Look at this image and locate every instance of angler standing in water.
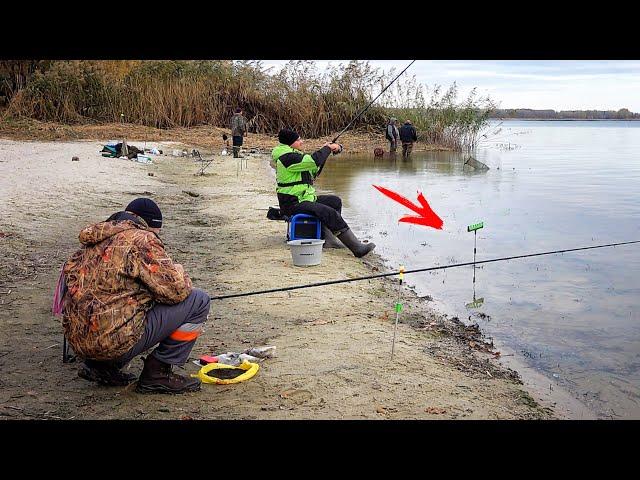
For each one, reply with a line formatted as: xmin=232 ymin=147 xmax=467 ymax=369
xmin=399 ymin=119 xmax=418 ymax=158
xmin=386 ymin=117 xmax=400 ymax=154
xmin=272 ymin=129 xmax=376 ymax=258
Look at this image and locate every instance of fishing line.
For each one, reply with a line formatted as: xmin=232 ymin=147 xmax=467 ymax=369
xmin=209 ymin=239 xmax=640 ymax=300
xmin=331 ymin=60 xmax=416 ymax=145
xmin=315 ymin=60 xmax=416 ymax=177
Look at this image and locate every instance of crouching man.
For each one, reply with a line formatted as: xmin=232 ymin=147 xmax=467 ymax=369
xmin=62 ymin=198 xmax=210 ymax=393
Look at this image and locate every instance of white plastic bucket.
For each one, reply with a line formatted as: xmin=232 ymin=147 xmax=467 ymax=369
xmin=287 ymin=239 xmax=325 ymax=266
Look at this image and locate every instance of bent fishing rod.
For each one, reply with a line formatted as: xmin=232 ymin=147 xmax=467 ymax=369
xmin=209 ymin=239 xmax=640 ymax=300
xmin=315 ymin=60 xmax=416 ymax=177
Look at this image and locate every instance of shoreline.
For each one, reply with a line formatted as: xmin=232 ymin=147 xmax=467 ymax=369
xmin=0 ymin=118 xmax=452 ymax=154
xmin=0 ymin=136 xmax=560 ymax=419
xmin=364 ymin=244 xmax=598 ymax=420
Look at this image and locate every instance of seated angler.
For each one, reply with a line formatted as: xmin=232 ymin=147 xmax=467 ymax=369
xmin=61 ymin=198 xmax=210 ymax=393
xmin=272 ymin=128 xmax=376 ymax=258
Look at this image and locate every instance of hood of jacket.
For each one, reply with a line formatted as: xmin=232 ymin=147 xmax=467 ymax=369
xmin=78 ymin=214 xmax=149 ymax=246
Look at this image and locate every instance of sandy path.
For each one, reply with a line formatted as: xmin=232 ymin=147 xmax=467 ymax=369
xmin=0 ymin=139 xmax=554 ymax=420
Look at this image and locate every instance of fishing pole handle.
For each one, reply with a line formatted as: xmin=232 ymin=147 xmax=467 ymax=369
xmin=325 ymin=141 xmax=343 ymax=155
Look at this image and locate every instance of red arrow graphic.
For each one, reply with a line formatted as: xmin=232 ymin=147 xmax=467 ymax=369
xmin=373 ymin=185 xmax=443 ymax=230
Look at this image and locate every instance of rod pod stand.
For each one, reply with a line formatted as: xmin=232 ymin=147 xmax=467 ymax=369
xmin=391 ymin=266 xmax=405 ymax=360
xmin=467 ymin=222 xmax=484 ymax=306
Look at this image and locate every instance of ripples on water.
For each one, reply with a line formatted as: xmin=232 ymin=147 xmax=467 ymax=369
xmin=316 ymin=120 xmax=640 ymax=419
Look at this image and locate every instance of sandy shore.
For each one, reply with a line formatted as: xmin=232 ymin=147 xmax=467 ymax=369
xmin=0 ymin=137 xmax=562 ymax=420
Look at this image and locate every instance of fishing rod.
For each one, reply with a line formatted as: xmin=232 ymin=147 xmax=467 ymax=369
xmin=331 ymin=60 xmax=416 ymax=145
xmin=209 ymin=239 xmax=640 ymax=300
xmin=315 ymin=60 xmax=416 ymax=177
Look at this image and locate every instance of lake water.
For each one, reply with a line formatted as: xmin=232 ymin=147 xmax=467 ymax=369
xmin=316 ymin=120 xmax=640 ymax=419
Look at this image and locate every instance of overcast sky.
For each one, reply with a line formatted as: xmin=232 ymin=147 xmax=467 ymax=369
xmin=260 ymin=60 xmax=640 ymax=112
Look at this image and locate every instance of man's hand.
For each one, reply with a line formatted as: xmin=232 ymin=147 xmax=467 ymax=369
xmin=324 ymin=143 xmax=342 ymax=153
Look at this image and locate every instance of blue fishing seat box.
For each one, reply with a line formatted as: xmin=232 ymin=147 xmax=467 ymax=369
xmin=288 ymin=214 xmax=322 ymax=241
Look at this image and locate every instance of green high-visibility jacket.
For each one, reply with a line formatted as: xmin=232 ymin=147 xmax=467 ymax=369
xmin=272 ymin=144 xmax=332 ymax=207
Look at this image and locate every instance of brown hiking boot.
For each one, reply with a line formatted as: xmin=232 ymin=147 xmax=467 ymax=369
xmin=136 ymin=355 xmax=201 ymax=394
xmin=78 ymin=360 xmax=137 ymax=387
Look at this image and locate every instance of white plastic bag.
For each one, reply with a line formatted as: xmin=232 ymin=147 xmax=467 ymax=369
xmin=243 ymin=346 xmax=276 ymax=359
xmin=216 ymin=353 xmax=242 ymax=366
xmin=215 ymin=352 xmax=264 ymax=366
xmin=239 ymin=353 xmax=261 ymax=363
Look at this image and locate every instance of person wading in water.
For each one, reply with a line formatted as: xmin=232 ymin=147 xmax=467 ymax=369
xmin=386 ymin=117 xmax=400 ymax=154
xmin=399 ymin=119 xmax=418 ymax=158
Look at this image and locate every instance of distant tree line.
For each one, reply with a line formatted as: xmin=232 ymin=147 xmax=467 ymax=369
xmin=491 ymin=108 xmax=640 ymax=120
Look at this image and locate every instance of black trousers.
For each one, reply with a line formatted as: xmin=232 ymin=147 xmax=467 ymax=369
xmin=282 ymin=195 xmax=349 ymax=233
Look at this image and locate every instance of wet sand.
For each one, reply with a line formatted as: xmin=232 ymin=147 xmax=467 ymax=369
xmin=0 ymin=138 xmax=563 ymax=420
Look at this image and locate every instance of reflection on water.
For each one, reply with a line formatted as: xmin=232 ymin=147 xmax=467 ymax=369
xmin=316 ymin=120 xmax=640 ymax=419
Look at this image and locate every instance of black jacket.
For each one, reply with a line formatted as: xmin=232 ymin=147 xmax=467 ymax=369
xmin=399 ymin=123 xmax=417 ymax=143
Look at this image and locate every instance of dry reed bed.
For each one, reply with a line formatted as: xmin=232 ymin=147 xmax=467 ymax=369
xmin=1 ymin=61 xmax=495 ymax=152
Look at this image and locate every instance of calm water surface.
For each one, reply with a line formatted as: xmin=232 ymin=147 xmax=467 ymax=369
xmin=316 ymin=120 xmax=640 ymax=419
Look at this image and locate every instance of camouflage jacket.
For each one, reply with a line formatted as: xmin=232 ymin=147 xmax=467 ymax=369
xmin=230 ymin=113 xmax=247 ymax=137
xmin=62 ymin=214 xmax=192 ymax=360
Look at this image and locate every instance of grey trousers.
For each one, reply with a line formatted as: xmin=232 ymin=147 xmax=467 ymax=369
xmin=112 ymin=288 xmax=211 ymax=368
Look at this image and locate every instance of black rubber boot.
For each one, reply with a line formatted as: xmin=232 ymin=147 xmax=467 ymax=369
xmin=233 ymin=146 xmax=239 ymax=158
xmin=336 ymin=228 xmax=376 ymax=258
xmin=78 ymin=360 xmax=137 ymax=386
xmin=322 ymin=226 xmax=344 ymax=249
xmin=136 ymin=355 xmax=201 ymax=394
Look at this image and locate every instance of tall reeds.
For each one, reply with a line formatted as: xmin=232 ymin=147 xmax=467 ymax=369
xmin=3 ymin=60 xmax=495 ymax=150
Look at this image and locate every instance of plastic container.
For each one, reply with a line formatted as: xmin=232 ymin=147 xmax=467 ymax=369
xmin=289 ymin=213 xmax=321 ymax=240
xmin=287 ymin=239 xmax=325 ymax=266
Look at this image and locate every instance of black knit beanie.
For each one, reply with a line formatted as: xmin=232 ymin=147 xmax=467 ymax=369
xmin=125 ymin=198 xmax=162 ymax=228
xmin=278 ymin=128 xmax=300 ymax=146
